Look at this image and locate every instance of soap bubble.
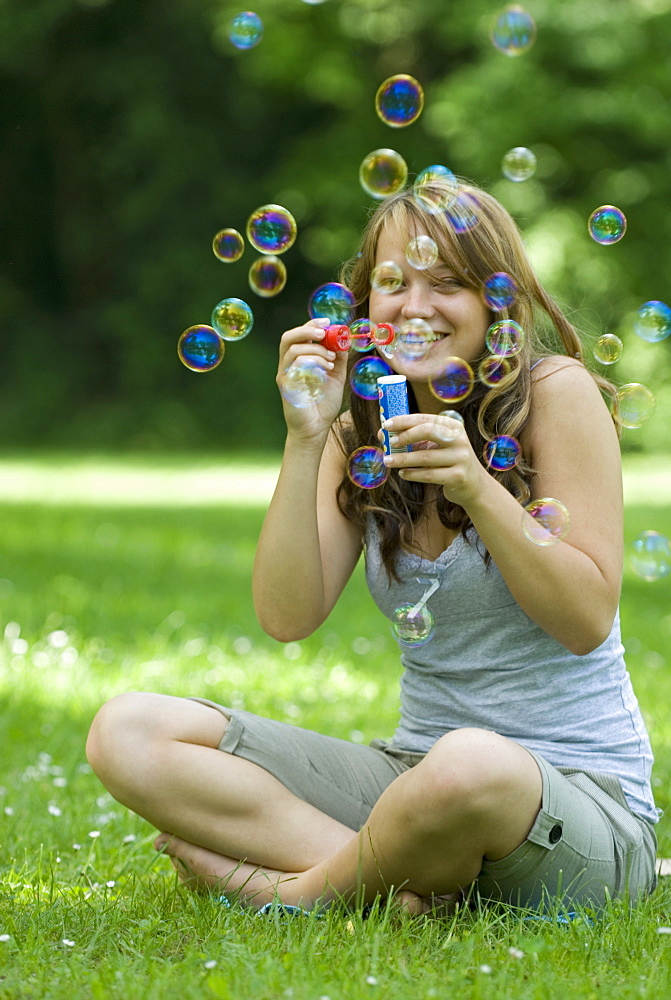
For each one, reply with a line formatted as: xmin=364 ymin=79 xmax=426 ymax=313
xmin=486 ymin=319 xmax=525 ymax=357
xmin=212 ymin=228 xmax=244 ymax=263
xmin=429 ymin=358 xmax=474 ymax=403
xmin=631 ymin=531 xmax=671 ymax=582
xmin=634 ymin=300 xmax=671 ymax=343
xmin=501 ymin=147 xmax=537 ymax=182
xmin=391 ymin=603 xmax=435 ymax=647
xmin=479 ymin=355 xmax=511 ymax=386
xmin=347 ymin=446 xmax=389 ymax=489
xmin=375 ymin=323 xmax=399 ymax=356
xmin=406 ymin=235 xmax=438 ymax=270
xmin=375 ymin=74 xmax=424 ymax=128
xmin=350 ymin=318 xmax=377 ymax=353
xmin=308 ymin=282 xmax=356 ymax=324
xmin=279 ymin=358 xmax=328 ymax=408
xmin=371 ymin=261 xmax=403 ymax=294
xmin=397 ymin=318 xmax=434 ymax=359
xmin=248 ymin=255 xmax=287 ymax=297
xmin=433 ymin=409 xmax=464 ymax=442
xmin=178 ymin=325 xmax=225 ymax=372
xmin=588 ymin=206 xmax=627 ymax=245
xmin=228 ymin=11 xmax=263 ymax=49
xmin=484 ymin=435 xmax=521 ymax=471
xmin=211 ymin=297 xmax=254 ymax=341
xmin=593 ymin=334 xmax=623 ymax=365
xmin=412 ymin=165 xmax=458 ymax=214
xmin=446 ymin=191 xmax=480 ymax=233
xmin=360 ymin=149 xmax=408 ymax=199
xmin=483 ymin=272 xmax=518 ymax=310
xmin=523 ymin=498 xmax=571 ymax=546
xmin=615 ymin=383 xmax=656 ymax=429
xmin=247 ymin=205 xmax=297 ymax=255
xmin=350 ymin=356 xmax=393 ymax=399
xmin=491 ymin=6 xmax=536 ymax=56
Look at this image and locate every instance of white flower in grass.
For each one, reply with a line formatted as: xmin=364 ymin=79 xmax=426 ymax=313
xmin=106 ymin=881 xmax=115 ymax=888
xmin=61 ymin=939 xmax=75 ymax=947
xmin=657 ymin=926 xmax=671 ymax=935
xmin=122 ymin=834 xmax=136 ymax=844
xmin=4 ymin=807 xmax=14 ymax=816
xmin=48 ymin=804 xmax=62 ymax=817
xmin=55 ymin=858 xmax=61 ymax=864
xmin=365 ymin=976 xmax=378 ymax=986
xmin=479 ymin=965 xmax=492 ymax=974
xmin=88 ymin=830 xmax=101 ymax=838
xmin=0 ymin=934 xmax=10 ymax=942
xmin=204 ymin=960 xmax=217 ymax=970
xmin=508 ymin=946 xmax=524 ymax=959
xmin=72 ymin=843 xmax=81 ymax=851
xmin=53 ymin=777 xmax=67 ymax=788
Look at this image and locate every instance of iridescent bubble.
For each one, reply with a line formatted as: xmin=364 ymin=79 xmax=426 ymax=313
xmin=523 ymin=498 xmax=571 ymax=547
xmin=347 ymin=446 xmax=389 ymax=489
xmin=484 ymin=435 xmax=521 ymax=471
xmin=246 ymin=204 xmax=297 ymax=254
xmin=406 ymin=235 xmax=438 ymax=270
xmin=178 ymin=325 xmax=225 ymax=372
xmin=501 ymin=147 xmax=537 ymax=182
xmin=634 ymin=300 xmax=671 ymax=343
xmin=593 ymin=333 xmax=623 ymax=365
xmin=429 ymin=357 xmax=474 ymax=403
xmin=446 ymin=191 xmax=480 ymax=233
xmin=371 ymin=260 xmax=404 ymax=294
xmin=397 ymin=318 xmax=434 ymax=359
xmin=308 ymin=282 xmax=356 ymax=324
xmin=211 ymin=297 xmax=254 ymax=341
xmin=588 ymin=206 xmax=627 ymax=245
xmin=479 ymin=355 xmax=511 ymax=386
xmin=439 ymin=409 xmax=464 ymax=423
xmin=279 ymin=358 xmax=328 ymax=409
xmin=350 ymin=319 xmax=378 ymax=353
xmin=360 ymin=149 xmax=408 ymax=199
xmin=212 ymin=228 xmax=244 ymax=263
xmin=615 ymin=383 xmax=656 ymax=429
xmin=350 ymin=356 xmax=393 ymax=399
xmin=483 ymin=272 xmax=518 ymax=310
xmin=228 ymin=11 xmax=263 ymax=49
xmin=433 ymin=409 xmax=464 ymax=442
xmin=491 ymin=5 xmax=536 ymax=56
xmin=375 ymin=74 xmax=424 ymax=128
xmin=391 ymin=603 xmax=435 ymax=647
xmin=375 ymin=323 xmax=399 ymax=358
xmin=631 ymin=531 xmax=671 ymax=582
xmin=413 ymin=165 xmax=458 ymax=214
xmin=248 ymin=255 xmax=287 ymax=297
xmin=486 ymin=319 xmax=525 ymax=357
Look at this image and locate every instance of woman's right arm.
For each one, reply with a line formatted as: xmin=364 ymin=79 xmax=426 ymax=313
xmin=252 ymin=319 xmax=363 ymax=642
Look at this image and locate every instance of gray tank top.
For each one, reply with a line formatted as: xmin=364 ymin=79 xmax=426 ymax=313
xmin=364 ymin=520 xmax=659 ymax=824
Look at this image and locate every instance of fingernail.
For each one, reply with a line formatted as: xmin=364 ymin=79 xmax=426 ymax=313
xmin=314 ymin=317 xmax=330 ymax=327
xmin=326 ymin=361 xmax=334 ymax=369
xmin=383 ymin=455 xmax=392 ymax=465
xmin=327 ymin=350 xmax=336 ymax=360
xmin=389 ymin=435 xmax=400 ymax=445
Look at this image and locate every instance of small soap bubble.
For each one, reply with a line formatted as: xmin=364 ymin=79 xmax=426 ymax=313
xmin=501 ymin=147 xmax=537 ymax=182
xmin=212 ymin=228 xmax=244 ymax=263
xmin=248 ymin=255 xmax=287 ymax=297
xmin=279 ymin=358 xmax=328 ymax=409
xmin=178 ymin=325 xmax=225 ymax=372
xmin=406 ymin=235 xmax=438 ymax=270
xmin=308 ymin=282 xmax=356 ymax=324
xmin=371 ymin=260 xmax=403 ymax=294
xmin=634 ymin=300 xmax=671 ymax=343
xmin=433 ymin=410 xmax=464 ymax=442
xmin=588 ymin=206 xmax=627 ymax=245
xmin=228 ymin=11 xmax=263 ymax=49
xmin=483 ymin=272 xmax=518 ymax=310
xmin=413 ymin=165 xmax=458 ymax=214
xmin=446 ymin=191 xmax=480 ymax=233
xmin=397 ymin=318 xmax=434 ymax=359
xmin=593 ymin=333 xmax=623 ymax=365
xmin=350 ymin=356 xmax=393 ymax=399
xmin=350 ymin=318 xmax=378 ymax=353
xmin=491 ymin=6 xmax=536 ymax=56
xmin=615 ymin=383 xmax=656 ymax=428
xmin=374 ymin=322 xmax=397 ymax=347
xmin=429 ymin=358 xmax=474 ymax=403
xmin=375 ymin=74 xmax=424 ymax=128
xmin=246 ymin=205 xmax=297 ymax=254
xmin=631 ymin=531 xmax=671 ymax=582
xmin=486 ymin=319 xmax=525 ymax=357
xmin=479 ymin=355 xmax=511 ymax=386
xmin=484 ymin=434 xmax=521 ymax=471
xmin=523 ymin=498 xmax=571 ymax=546
xmin=347 ymin=446 xmax=389 ymax=489
xmin=360 ymin=149 xmax=408 ymax=199
xmin=391 ymin=603 xmax=435 ymax=647
xmin=211 ymin=297 xmax=254 ymax=340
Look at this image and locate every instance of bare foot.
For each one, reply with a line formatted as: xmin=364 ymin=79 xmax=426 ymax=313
xmin=393 ymin=890 xmax=462 ymax=917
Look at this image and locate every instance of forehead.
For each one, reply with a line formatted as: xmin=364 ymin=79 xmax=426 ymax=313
xmin=375 ymin=218 xmax=456 ymax=270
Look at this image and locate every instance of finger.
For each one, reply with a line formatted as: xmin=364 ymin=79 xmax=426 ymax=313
xmin=279 ymin=319 xmax=331 ymax=356
xmin=387 ymin=418 xmax=465 ymax=449
xmin=280 ymin=343 xmax=337 ymax=373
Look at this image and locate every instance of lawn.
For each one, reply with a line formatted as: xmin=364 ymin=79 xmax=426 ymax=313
xmin=0 ymin=452 xmax=670 ymax=1000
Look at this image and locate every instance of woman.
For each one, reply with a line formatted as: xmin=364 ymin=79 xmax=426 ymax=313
xmin=86 ymin=182 xmax=659 ymax=915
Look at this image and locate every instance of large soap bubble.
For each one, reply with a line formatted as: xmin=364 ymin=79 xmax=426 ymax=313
xmin=413 ymin=165 xmax=458 ymax=214
xmin=212 ymin=228 xmax=244 ymax=262
xmin=631 ymin=531 xmax=671 ymax=582
xmin=247 ymin=205 xmax=297 ymax=254
xmin=501 ymin=147 xmax=537 ymax=182
xmin=588 ymin=206 xmax=627 ymax=245
xmin=633 ymin=301 xmax=671 ymax=343
xmin=350 ymin=356 xmax=393 ymax=399
xmin=486 ymin=319 xmax=525 ymax=357
xmin=391 ymin=603 xmax=435 ymax=647
xmin=375 ymin=74 xmax=424 ymax=128
xmin=178 ymin=325 xmax=225 ymax=372
xmin=523 ymin=498 xmax=571 ymax=546
xmin=491 ymin=5 xmax=536 ymax=56
xmin=228 ymin=12 xmax=263 ymax=49
xmin=484 ymin=435 xmax=521 ymax=471
xmin=279 ymin=358 xmax=328 ymax=408
xmin=615 ymin=383 xmax=656 ymax=429
xmin=429 ymin=358 xmax=474 ymax=403
xmin=211 ymin=298 xmax=254 ymax=340
xmin=248 ymin=255 xmax=287 ymax=297
xmin=347 ymin=446 xmax=389 ymax=489
xmin=360 ymin=149 xmax=408 ymax=199
xmin=308 ymin=282 xmax=356 ymax=324
xmin=593 ymin=334 xmax=623 ymax=365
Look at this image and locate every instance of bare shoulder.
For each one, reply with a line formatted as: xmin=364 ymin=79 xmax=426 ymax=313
xmin=526 ymin=356 xmax=614 ymax=443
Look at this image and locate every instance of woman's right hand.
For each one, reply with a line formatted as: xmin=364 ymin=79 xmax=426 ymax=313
xmin=277 ymin=318 xmax=349 ymax=447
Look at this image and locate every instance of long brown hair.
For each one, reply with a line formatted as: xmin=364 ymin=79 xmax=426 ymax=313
xmin=334 ymin=182 xmax=617 ymax=579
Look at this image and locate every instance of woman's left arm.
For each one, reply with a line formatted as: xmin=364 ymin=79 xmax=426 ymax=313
xmin=382 ymin=360 xmax=623 ymax=654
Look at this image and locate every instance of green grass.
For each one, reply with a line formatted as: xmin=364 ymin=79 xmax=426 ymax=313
xmin=1 ymin=453 xmax=670 ymax=999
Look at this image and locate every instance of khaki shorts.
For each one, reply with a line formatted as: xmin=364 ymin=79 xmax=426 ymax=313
xmin=192 ymin=699 xmax=658 ymax=912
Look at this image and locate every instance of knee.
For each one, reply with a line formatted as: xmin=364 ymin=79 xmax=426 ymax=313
xmin=86 ymin=691 xmax=157 ymax=779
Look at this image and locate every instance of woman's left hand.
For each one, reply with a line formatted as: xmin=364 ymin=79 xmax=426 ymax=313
xmin=381 ymin=412 xmax=490 ymax=509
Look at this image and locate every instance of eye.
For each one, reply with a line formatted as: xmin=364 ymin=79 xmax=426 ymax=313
xmin=433 ymin=277 xmax=463 ymax=292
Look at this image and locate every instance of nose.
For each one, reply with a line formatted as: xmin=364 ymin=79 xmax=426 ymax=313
xmin=400 ymin=278 xmax=434 ymax=321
